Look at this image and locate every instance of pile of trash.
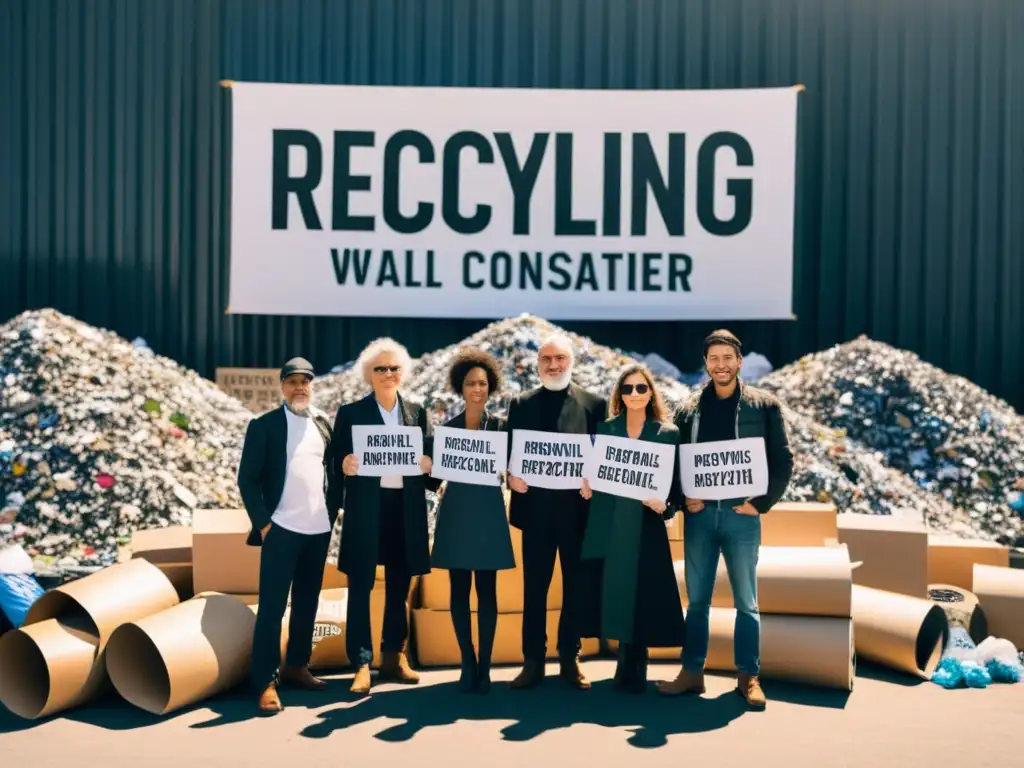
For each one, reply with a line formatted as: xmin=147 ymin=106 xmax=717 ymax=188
xmin=0 ymin=310 xmax=251 ymax=569
xmin=760 ymin=337 xmax=1024 ymax=545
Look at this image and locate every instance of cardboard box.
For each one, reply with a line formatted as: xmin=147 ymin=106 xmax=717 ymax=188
xmin=419 ymin=524 xmax=561 ymax=612
xmin=669 ymin=539 xmax=684 ymax=562
xmin=973 ymin=564 xmax=1024 ymax=647
xmin=412 ymin=608 xmax=599 ymax=667
xmin=927 ymin=535 xmax=1010 ymax=590
xmin=837 ymin=513 xmax=929 ymax=597
xmin=762 ymin=502 xmax=838 ymax=546
xmin=215 ymin=367 xmax=282 ymax=413
xmin=130 ymin=526 xmax=195 ymax=598
xmin=665 ymin=516 xmax=683 ymax=541
xmin=192 ymin=509 xmax=262 ymax=595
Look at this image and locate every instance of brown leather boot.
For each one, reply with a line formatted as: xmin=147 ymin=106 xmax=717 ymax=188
xmin=258 ymin=683 xmax=283 ymax=714
xmin=655 ymin=666 xmax=706 ymax=697
xmin=510 ymin=659 xmax=545 ymax=690
xmin=559 ymin=654 xmax=591 ymax=690
xmin=379 ymin=651 xmax=420 ymax=684
xmin=737 ymin=673 xmax=766 ymax=708
xmin=350 ymin=664 xmax=372 ymax=695
xmin=280 ymin=665 xmax=327 ymax=690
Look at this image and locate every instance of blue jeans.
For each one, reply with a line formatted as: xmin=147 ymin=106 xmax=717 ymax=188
xmin=681 ymin=502 xmax=761 ymax=675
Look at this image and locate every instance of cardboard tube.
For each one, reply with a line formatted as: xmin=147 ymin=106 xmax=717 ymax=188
xmin=0 ymin=559 xmax=181 ymax=719
xmin=0 ymin=615 xmax=99 ymax=719
xmin=702 ymin=609 xmax=855 ymax=691
xmin=674 ymin=546 xmax=854 ymax=618
xmin=972 ymin=564 xmax=1024 ymax=647
xmin=851 ymin=585 xmax=949 ymax=678
xmin=105 ymin=593 xmax=257 ymax=715
xmin=928 ymin=585 xmax=988 ymax=644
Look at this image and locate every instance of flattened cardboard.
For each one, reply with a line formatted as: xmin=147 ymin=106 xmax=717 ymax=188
xmin=105 ymin=593 xmax=257 ymax=715
xmin=412 ymin=608 xmax=599 ymax=667
xmin=972 ymin=564 xmax=1024 ymax=647
xmin=192 ymin=509 xmax=261 ymax=595
xmin=928 ymin=535 xmax=1009 ymax=591
xmin=674 ymin=546 xmax=853 ymax=618
xmin=420 ymin=523 xmax=560 ymax=612
xmin=2 ymin=560 xmax=180 ymax=719
xmin=130 ymin=526 xmax=193 ymax=564
xmin=761 ymin=502 xmax=838 ymax=546
xmin=215 ymin=367 xmax=282 ymax=413
xmin=837 ymin=513 xmax=929 ymax=597
xmin=928 ymin=584 xmax=988 ymax=644
xmin=851 ymin=585 xmax=948 ymax=678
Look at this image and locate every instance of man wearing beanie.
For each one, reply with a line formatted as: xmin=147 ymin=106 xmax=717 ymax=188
xmin=237 ymin=357 xmax=338 ymax=714
xmin=657 ymin=330 xmax=793 ymax=709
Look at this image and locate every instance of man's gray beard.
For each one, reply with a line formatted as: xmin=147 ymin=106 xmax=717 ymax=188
xmin=285 ymin=399 xmax=310 ymax=417
xmin=540 ymin=370 xmax=572 ymax=391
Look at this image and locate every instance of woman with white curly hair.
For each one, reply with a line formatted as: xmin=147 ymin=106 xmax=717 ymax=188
xmin=327 ymin=337 xmax=433 ymax=696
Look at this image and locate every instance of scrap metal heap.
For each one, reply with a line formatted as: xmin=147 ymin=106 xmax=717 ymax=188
xmin=1 ymin=311 xmax=1022 ymax=572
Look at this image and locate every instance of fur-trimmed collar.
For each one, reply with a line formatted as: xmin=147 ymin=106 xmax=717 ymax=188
xmin=676 ymin=380 xmax=782 ymax=416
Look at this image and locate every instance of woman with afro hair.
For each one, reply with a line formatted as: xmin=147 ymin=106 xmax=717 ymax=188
xmin=425 ymin=347 xmax=516 ymax=693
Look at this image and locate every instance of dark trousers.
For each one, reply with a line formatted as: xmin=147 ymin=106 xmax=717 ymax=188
xmin=450 ymin=569 xmax=498 ymax=666
xmin=346 ymin=488 xmax=412 ymax=668
xmin=250 ymin=524 xmax=330 ymax=691
xmin=521 ymin=503 xmax=585 ymax=662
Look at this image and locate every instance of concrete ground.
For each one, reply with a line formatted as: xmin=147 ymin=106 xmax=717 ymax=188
xmin=1 ymin=660 xmax=1021 ymax=768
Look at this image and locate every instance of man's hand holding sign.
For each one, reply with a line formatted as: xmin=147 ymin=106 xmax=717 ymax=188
xmin=507 ymin=429 xmax=593 ymax=491
xmin=679 ymin=437 xmax=769 ymax=516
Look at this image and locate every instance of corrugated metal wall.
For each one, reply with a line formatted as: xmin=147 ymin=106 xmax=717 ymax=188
xmin=2 ymin=0 xmax=1022 ymax=409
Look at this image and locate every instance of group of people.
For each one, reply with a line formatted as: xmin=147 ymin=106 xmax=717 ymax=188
xmin=236 ymin=328 xmax=795 ymax=716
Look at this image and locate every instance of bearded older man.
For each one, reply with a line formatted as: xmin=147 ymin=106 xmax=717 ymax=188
xmin=505 ymin=334 xmax=607 ymax=690
xmin=237 ymin=357 xmax=337 ymax=714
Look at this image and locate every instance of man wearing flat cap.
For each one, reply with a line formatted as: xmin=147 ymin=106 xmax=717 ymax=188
xmin=237 ymin=357 xmax=338 ymax=714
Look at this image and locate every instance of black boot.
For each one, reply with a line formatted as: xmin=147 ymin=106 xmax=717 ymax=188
xmin=614 ymin=644 xmax=631 ymax=690
xmin=476 ymin=604 xmax=496 ymax=694
xmin=450 ymin=604 xmax=477 ymax=693
xmin=629 ymin=646 xmax=649 ymax=695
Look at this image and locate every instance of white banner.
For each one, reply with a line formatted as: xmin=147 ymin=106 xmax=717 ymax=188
xmin=351 ymin=425 xmax=423 ymax=477
xmin=228 ymin=82 xmax=799 ymax=320
xmin=679 ymin=437 xmax=769 ymax=501
xmin=430 ymin=426 xmax=508 ymax=487
xmin=508 ymin=429 xmax=592 ymax=490
xmin=586 ymin=434 xmax=676 ymax=503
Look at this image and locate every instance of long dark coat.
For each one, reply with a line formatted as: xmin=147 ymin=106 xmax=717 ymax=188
xmin=579 ymin=412 xmax=686 ymax=647
xmin=327 ymin=392 xmax=432 ymax=585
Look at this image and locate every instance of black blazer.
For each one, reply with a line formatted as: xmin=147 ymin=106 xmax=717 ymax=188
xmin=505 ymin=383 xmax=608 ymax=531
xmin=328 ymin=392 xmax=433 ymax=583
xmin=236 ymin=405 xmax=337 ymax=547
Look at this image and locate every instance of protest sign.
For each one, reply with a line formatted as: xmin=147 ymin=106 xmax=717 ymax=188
xmin=586 ymin=434 xmax=676 ymax=503
xmin=352 ymin=425 xmax=423 ymax=477
xmin=508 ymin=429 xmax=593 ymax=490
xmin=430 ymin=426 xmax=508 ymax=487
xmin=679 ymin=437 xmax=768 ymax=500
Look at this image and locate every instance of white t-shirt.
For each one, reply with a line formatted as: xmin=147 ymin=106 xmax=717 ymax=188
xmin=377 ymin=399 xmax=404 ymax=489
xmin=271 ymin=407 xmax=331 ymax=534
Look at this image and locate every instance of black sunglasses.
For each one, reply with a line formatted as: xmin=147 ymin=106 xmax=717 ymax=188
xmin=373 ymin=366 xmax=402 ymax=373
xmin=621 ymin=383 xmax=650 ymax=395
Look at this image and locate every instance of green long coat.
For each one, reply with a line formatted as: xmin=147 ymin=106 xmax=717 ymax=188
xmin=579 ymin=413 xmax=686 ymax=647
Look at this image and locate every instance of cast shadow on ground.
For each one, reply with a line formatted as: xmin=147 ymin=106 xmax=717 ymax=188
xmin=854 ymin=660 xmax=926 ymax=687
xmin=300 ymin=670 xmax=778 ymax=749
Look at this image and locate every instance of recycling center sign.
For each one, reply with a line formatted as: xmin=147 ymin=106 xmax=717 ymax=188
xmin=227 ymin=81 xmax=799 ymax=320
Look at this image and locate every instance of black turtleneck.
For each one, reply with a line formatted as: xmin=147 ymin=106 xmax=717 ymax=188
xmin=698 ymin=383 xmax=740 ymax=443
xmin=537 ymin=385 xmax=569 ymax=429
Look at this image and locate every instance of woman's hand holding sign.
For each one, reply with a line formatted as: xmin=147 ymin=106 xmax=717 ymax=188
xmin=420 ymin=455 xmax=432 ymax=474
xmin=508 ymin=475 xmax=529 ymax=494
xmin=342 ymin=453 xmax=360 ymax=476
xmin=643 ymin=497 xmax=666 ymax=515
xmin=580 ymin=478 xmax=592 ymax=500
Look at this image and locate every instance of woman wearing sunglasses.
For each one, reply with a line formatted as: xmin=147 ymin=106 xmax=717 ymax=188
xmin=579 ymin=364 xmax=685 ymax=693
xmin=329 ymin=337 xmax=433 ymax=695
